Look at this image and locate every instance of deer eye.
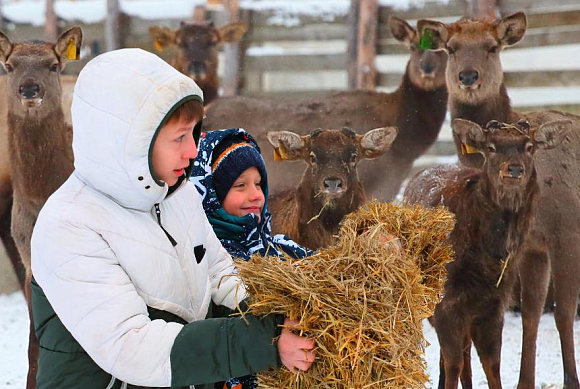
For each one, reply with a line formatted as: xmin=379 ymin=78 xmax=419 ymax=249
xmin=488 ymin=46 xmax=498 ymax=54
xmin=309 ymin=152 xmax=317 ymax=164
xmin=525 ymin=143 xmax=534 ymax=154
xmin=446 ymin=46 xmax=456 ymax=55
xmin=350 ymin=154 xmax=358 ymax=164
xmin=4 ymin=63 xmax=13 ymax=72
xmin=50 ymin=63 xmax=59 ymax=72
xmin=487 ymin=144 xmax=496 ymax=153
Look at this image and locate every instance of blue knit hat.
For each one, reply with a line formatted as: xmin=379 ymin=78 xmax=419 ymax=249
xmin=211 ymin=136 xmax=267 ymax=203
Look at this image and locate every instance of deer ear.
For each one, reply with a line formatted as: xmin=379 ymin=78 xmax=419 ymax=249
xmin=417 ymin=19 xmax=448 ymax=50
xmin=54 ymin=26 xmax=83 ymax=68
xmin=358 ymin=126 xmax=398 ymax=159
xmin=495 ymin=12 xmax=527 ymax=47
xmin=452 ymin=119 xmax=486 ymax=168
xmin=267 ymin=131 xmax=310 ymax=162
xmin=0 ymin=30 xmax=12 ymax=65
xmin=217 ymin=22 xmax=248 ymax=44
xmin=389 ymin=16 xmax=416 ymax=47
xmin=149 ymin=26 xmax=178 ymax=51
xmin=533 ymin=119 xmax=572 ymax=150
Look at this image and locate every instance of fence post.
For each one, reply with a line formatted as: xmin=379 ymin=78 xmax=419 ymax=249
xmin=192 ymin=5 xmax=206 ymax=22
xmin=221 ymin=0 xmax=242 ymax=96
xmin=105 ymin=0 xmax=120 ymax=51
xmin=357 ymin=0 xmax=378 ymax=90
xmin=45 ymin=0 xmax=58 ymax=41
xmin=470 ymin=0 xmax=499 ymax=20
xmin=347 ymin=0 xmax=360 ymax=89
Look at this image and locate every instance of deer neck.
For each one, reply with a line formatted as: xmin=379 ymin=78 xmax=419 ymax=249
xmin=391 ymin=70 xmax=448 ymax=159
xmin=8 ymin=107 xmax=73 ymax=202
xmin=450 ymin=83 xmax=514 ymax=127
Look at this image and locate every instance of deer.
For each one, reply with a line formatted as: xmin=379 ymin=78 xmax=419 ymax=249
xmin=203 ymin=16 xmax=448 ymax=202
xmin=405 ymin=118 xmax=571 ymax=389
xmin=0 ymin=26 xmax=82 ymax=389
xmin=0 ymin=72 xmax=75 ymax=292
xmin=418 ymin=12 xmax=580 ymax=389
xmin=149 ymin=20 xmax=248 ymax=105
xmin=266 ymin=126 xmax=397 ymax=249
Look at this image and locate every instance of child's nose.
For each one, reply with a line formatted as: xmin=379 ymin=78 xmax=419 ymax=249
xmin=183 ymin=135 xmax=198 ymax=159
xmin=250 ymin=186 xmax=264 ymax=202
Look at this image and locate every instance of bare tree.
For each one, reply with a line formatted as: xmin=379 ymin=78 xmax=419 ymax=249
xmin=45 ymin=0 xmax=58 ymax=41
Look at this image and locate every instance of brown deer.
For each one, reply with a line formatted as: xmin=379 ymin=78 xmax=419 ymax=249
xmin=149 ymin=21 xmax=248 ymax=105
xmin=203 ymin=16 xmax=448 ymax=202
xmin=418 ymin=12 xmax=580 ymax=389
xmin=405 ymin=118 xmax=571 ymax=389
xmin=267 ymin=126 xmax=397 ymax=249
xmin=0 ymin=75 xmax=75 ymax=291
xmin=0 ymin=26 xmax=82 ymax=389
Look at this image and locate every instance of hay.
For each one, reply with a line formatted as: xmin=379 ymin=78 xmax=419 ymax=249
xmin=236 ymin=201 xmax=455 ymax=388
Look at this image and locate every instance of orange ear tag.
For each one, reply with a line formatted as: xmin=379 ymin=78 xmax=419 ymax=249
xmin=66 ymin=38 xmax=79 ymax=61
xmin=273 ymin=148 xmax=283 ymax=161
xmin=461 ymin=143 xmax=478 ymax=155
xmin=154 ymin=40 xmax=163 ymax=52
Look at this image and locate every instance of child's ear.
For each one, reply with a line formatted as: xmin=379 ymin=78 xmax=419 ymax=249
xmin=266 ymin=131 xmax=310 ymax=162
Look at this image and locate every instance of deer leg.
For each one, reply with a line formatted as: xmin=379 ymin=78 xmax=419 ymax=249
xmin=552 ymin=253 xmax=580 ymax=389
xmin=0 ymin=192 xmax=26 ymax=290
xmin=460 ymin=344 xmax=473 ymax=389
xmin=517 ymin=247 xmax=550 ymax=389
xmin=472 ymin=313 xmax=503 ymax=389
xmin=25 ymin=276 xmax=38 ymax=389
xmin=437 ymin=350 xmax=446 ymax=389
xmin=433 ymin=309 xmax=467 ymax=389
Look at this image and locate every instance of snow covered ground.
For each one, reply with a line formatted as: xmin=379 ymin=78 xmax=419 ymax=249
xmin=1 ymin=291 xmax=578 ymax=388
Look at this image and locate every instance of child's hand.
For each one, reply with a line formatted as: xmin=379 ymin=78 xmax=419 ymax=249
xmin=378 ymin=233 xmax=403 ymax=256
xmin=277 ymin=318 xmax=316 ymax=374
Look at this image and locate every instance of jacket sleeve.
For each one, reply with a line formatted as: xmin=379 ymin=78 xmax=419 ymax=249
xmin=31 ymin=217 xmax=278 ymax=387
xmin=170 ymin=313 xmax=284 ymax=386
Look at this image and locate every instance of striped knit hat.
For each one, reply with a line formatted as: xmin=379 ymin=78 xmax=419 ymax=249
xmin=211 ymin=135 xmax=267 ymax=203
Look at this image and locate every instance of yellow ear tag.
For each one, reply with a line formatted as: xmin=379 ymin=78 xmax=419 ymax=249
xmin=461 ymin=143 xmax=478 ymax=155
xmin=273 ymin=148 xmax=283 ymax=161
xmin=154 ymin=40 xmax=163 ymax=52
xmin=66 ymin=38 xmax=79 ymax=61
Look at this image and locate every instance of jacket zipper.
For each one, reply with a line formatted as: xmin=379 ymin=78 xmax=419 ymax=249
xmin=154 ymin=203 xmax=177 ymax=247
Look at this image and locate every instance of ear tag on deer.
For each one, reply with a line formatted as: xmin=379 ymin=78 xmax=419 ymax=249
xmin=66 ymin=38 xmax=79 ymax=61
xmin=461 ymin=142 xmax=478 ymax=155
xmin=419 ymin=29 xmax=435 ymax=51
xmin=154 ymin=40 xmax=163 ymax=52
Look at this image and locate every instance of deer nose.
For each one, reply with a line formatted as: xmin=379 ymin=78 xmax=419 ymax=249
xmin=189 ymin=62 xmax=207 ymax=76
xmin=19 ymin=84 xmax=40 ymax=99
xmin=420 ymin=62 xmax=435 ymax=75
xmin=459 ymin=70 xmax=479 ymax=86
xmin=507 ymin=164 xmax=525 ymax=178
xmin=323 ymin=178 xmax=344 ymax=193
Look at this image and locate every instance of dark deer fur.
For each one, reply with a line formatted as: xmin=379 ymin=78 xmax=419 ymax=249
xmin=203 ymin=16 xmax=448 ymax=202
xmin=149 ymin=21 xmax=247 ymax=105
xmin=404 ymin=118 xmax=571 ymax=389
xmin=267 ymin=126 xmax=396 ymax=249
xmin=0 ymin=27 xmax=82 ymax=389
xmin=419 ymin=12 xmax=580 ymax=388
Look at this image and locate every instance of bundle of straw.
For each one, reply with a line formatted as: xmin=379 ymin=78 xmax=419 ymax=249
xmin=236 ymin=201 xmax=455 ymax=388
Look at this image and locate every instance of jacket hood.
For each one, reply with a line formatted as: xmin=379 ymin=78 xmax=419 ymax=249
xmin=71 ymin=48 xmax=203 ymax=211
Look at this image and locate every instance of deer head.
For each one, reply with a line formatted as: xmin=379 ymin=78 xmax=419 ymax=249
xmin=453 ymin=118 xmax=571 ymax=209
xmin=418 ymin=12 xmax=526 ymax=105
xmin=0 ymin=26 xmax=82 ymax=118
xmin=267 ymin=127 xmax=397 ymax=204
xmin=389 ymin=16 xmax=447 ymax=91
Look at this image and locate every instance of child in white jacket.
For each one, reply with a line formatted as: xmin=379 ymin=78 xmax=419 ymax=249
xmin=30 ymin=48 xmax=314 ymax=389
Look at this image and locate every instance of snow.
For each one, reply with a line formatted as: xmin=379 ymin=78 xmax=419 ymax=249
xmin=1 ymin=290 xmax=578 ymax=388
